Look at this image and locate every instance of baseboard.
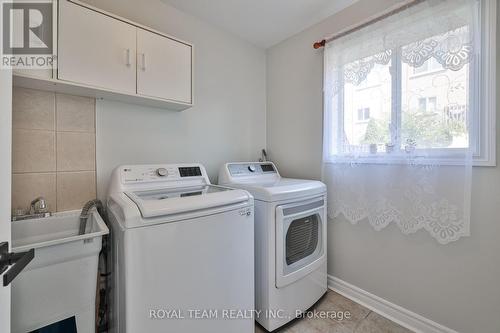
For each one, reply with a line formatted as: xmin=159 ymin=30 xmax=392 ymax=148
xmin=327 ymin=275 xmax=459 ymax=333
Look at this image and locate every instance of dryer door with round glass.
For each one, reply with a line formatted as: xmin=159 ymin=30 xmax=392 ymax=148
xmin=275 ymin=196 xmax=326 ymax=288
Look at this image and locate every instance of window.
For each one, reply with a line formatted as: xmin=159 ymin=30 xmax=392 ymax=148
xmin=341 ymin=45 xmax=470 ymax=153
xmin=418 ymin=98 xmax=427 ymax=112
xmin=357 ymin=108 xmax=370 ymax=121
xmin=417 ymin=97 xmax=437 ymax=112
xmin=412 ymin=57 xmax=442 ymax=75
xmin=323 ymin=0 xmax=496 ymax=165
xmin=428 ymin=97 xmax=437 ymax=112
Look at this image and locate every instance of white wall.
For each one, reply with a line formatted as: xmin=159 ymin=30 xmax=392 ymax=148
xmin=83 ymin=0 xmax=267 ymax=197
xmin=0 ymin=69 xmax=12 ymax=332
xmin=267 ymin=1 xmax=500 ymax=332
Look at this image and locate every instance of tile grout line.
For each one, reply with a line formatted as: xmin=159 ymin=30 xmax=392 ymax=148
xmin=91 ymin=98 xmax=96 ymax=201
xmin=352 ymin=309 xmax=372 ymax=333
xmin=54 ymin=92 xmax=58 ymax=212
xmin=12 ymin=127 xmax=56 ymax=132
xmin=12 ymin=170 xmax=95 ymax=175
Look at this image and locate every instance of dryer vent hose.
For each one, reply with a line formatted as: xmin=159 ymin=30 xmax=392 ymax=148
xmin=260 ymin=149 xmax=268 ymax=162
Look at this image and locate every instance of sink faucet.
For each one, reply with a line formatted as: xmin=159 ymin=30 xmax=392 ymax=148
xmin=30 ymin=197 xmax=48 ymax=214
xmin=12 ymin=197 xmax=51 ymax=221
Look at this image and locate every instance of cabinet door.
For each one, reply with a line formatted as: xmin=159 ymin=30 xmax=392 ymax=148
xmin=137 ymin=28 xmax=192 ymax=104
xmin=58 ymin=0 xmax=136 ymax=93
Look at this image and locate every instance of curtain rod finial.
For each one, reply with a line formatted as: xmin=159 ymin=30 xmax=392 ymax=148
xmin=313 ymin=39 xmax=326 ymax=49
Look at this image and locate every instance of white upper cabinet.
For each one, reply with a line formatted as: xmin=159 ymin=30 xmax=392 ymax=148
xmin=58 ymin=0 xmax=137 ymax=93
xmin=30 ymin=0 xmax=194 ymax=110
xmin=137 ymin=29 xmax=192 ymax=104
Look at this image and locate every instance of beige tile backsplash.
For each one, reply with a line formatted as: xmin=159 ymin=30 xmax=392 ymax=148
xmin=12 ymin=173 xmax=57 ymax=213
xmin=57 ymin=172 xmax=96 ymax=212
xmin=11 ymin=87 xmax=97 ymax=214
xmin=56 ymin=93 xmax=95 ymax=132
xmin=12 ymin=129 xmax=56 ymax=173
xmin=13 ymin=87 xmax=55 ymax=131
xmin=56 ymin=132 xmax=96 ymax=171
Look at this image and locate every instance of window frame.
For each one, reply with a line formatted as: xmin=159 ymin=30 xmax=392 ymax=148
xmin=356 ymin=107 xmax=370 ymax=122
xmin=410 ymin=57 xmax=443 ymax=77
xmin=325 ymin=0 xmax=496 ymax=166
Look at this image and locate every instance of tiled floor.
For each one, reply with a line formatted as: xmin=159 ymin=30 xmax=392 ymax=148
xmin=255 ymin=290 xmax=414 ymax=333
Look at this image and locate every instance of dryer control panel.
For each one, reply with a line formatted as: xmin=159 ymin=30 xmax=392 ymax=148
xmin=219 ymin=162 xmax=280 ymax=185
xmin=228 ymin=163 xmax=276 ymax=176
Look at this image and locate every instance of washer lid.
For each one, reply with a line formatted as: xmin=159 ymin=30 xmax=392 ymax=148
xmin=126 ymin=185 xmax=251 ymax=218
xmin=228 ymin=178 xmax=326 ymax=202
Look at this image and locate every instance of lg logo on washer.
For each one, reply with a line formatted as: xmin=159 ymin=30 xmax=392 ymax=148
xmin=1 ymin=1 xmax=55 ymax=69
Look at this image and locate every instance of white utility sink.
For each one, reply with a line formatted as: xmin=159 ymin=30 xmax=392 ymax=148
xmin=11 ymin=209 xmax=109 ymax=333
xmin=12 ymin=209 xmax=108 ymax=251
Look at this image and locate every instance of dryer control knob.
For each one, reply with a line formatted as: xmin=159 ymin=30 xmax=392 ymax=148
xmin=248 ymin=165 xmax=256 ymax=172
xmin=156 ymin=168 xmax=168 ymax=177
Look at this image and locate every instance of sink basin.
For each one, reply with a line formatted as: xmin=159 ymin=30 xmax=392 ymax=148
xmin=11 ymin=209 xmax=109 ymax=333
xmin=12 ymin=209 xmax=108 ymax=251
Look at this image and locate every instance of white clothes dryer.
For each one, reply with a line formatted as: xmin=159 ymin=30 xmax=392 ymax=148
xmin=218 ymin=162 xmax=327 ymax=331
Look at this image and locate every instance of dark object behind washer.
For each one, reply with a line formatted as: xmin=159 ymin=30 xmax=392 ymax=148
xmin=29 ymin=316 xmax=77 ymax=333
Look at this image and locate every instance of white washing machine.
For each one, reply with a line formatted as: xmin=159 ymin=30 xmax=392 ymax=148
xmin=218 ymin=162 xmax=327 ymax=331
xmin=106 ymin=163 xmax=255 ymax=333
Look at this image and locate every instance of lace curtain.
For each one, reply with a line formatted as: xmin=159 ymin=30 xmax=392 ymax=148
xmin=322 ymin=0 xmax=479 ymax=244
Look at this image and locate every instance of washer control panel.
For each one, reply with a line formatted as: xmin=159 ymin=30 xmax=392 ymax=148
xmin=179 ymin=166 xmax=202 ymax=177
xmin=120 ymin=165 xmax=205 ymax=184
xmin=108 ymin=164 xmax=210 ymax=194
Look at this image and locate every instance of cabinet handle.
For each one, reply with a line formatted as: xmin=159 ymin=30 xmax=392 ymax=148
xmin=125 ymin=49 xmax=131 ymax=67
xmin=141 ymin=53 xmax=146 ymax=71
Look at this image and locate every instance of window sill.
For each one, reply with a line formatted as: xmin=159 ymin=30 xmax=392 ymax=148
xmin=324 ymin=153 xmax=496 ymax=167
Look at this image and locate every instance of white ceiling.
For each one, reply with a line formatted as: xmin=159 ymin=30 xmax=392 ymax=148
xmin=161 ymin=0 xmax=359 ymax=48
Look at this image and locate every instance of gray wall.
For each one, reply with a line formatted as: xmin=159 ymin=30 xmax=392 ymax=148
xmin=83 ymin=0 xmax=267 ymax=197
xmin=267 ymin=1 xmax=500 ymax=332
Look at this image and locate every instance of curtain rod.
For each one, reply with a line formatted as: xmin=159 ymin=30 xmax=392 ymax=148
xmin=313 ymin=0 xmax=424 ymax=49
